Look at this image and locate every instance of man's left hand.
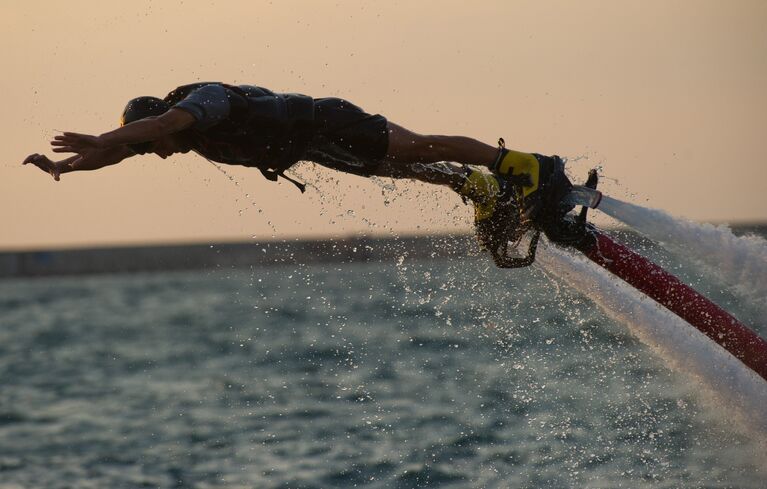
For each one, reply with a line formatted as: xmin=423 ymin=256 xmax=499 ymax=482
xmin=51 ymin=132 xmax=105 ymax=156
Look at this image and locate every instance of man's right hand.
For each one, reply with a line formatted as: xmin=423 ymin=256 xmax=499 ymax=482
xmin=22 ymin=153 xmax=65 ymax=181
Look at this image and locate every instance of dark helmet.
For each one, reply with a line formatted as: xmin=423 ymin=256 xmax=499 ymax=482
xmin=120 ymin=96 xmax=171 ymax=154
xmin=121 ymin=96 xmax=170 ymax=125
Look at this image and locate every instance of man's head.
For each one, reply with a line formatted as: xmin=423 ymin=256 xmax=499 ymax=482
xmin=120 ymin=96 xmax=172 ymax=155
xmin=121 ymin=96 xmax=170 ymax=125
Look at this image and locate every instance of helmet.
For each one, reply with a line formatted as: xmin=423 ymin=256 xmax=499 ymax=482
xmin=121 ymin=96 xmax=170 ymax=125
xmin=120 ymin=96 xmax=171 ymax=154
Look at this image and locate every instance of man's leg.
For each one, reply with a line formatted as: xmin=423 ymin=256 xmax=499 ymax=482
xmin=378 ymin=121 xmax=544 ymax=206
xmin=371 ymin=122 xmax=500 ymax=188
xmin=385 ymin=122 xmax=498 ymax=168
xmin=368 ymin=122 xmax=502 ymax=222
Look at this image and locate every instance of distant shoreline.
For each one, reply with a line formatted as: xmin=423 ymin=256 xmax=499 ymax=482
xmin=2 ymin=224 xmax=764 ymax=279
xmin=0 ymin=234 xmax=480 ymax=279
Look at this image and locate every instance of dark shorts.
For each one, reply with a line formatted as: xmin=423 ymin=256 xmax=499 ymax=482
xmin=303 ymin=98 xmax=389 ymax=177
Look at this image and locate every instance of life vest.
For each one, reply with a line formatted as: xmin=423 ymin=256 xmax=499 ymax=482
xmin=165 ymin=82 xmax=315 ymax=191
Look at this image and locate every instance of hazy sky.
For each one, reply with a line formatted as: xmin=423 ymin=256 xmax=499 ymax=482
xmin=2 ymin=1 xmax=766 ymax=249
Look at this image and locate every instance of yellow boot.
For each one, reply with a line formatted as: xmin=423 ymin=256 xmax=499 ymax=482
xmin=457 ymin=169 xmax=501 ymax=222
xmin=492 ymin=141 xmax=542 ymax=200
xmin=491 ymin=139 xmax=566 ymax=224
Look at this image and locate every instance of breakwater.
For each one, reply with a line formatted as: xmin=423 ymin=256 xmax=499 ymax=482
xmin=0 ymin=234 xmax=478 ymax=278
xmin=4 ymin=224 xmax=764 ymax=279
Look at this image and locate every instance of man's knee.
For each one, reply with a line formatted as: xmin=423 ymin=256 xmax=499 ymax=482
xmin=386 ymin=122 xmax=440 ymax=161
xmin=399 ymin=135 xmax=445 ymax=161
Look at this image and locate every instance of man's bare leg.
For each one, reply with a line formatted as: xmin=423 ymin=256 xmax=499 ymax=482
xmin=374 ymin=122 xmax=500 ymax=188
xmin=385 ymin=122 xmax=498 ymax=167
xmin=373 ymin=121 xmax=504 ymax=224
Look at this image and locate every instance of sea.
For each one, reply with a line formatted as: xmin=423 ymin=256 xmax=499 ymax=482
xmin=0 ymin=230 xmax=765 ymax=488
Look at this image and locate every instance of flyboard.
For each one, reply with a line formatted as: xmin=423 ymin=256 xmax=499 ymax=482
xmin=497 ymin=167 xmax=767 ymax=383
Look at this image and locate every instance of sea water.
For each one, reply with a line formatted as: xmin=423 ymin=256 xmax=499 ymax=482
xmin=0 ymin=237 xmax=765 ymax=488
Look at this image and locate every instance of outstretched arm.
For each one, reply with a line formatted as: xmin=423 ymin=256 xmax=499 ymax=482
xmin=49 ymin=108 xmax=195 ymax=157
xmin=23 ymin=145 xmax=136 ymax=181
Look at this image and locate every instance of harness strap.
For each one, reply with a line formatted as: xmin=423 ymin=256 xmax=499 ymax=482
xmin=492 ymin=139 xmax=534 ymax=190
xmin=259 ymin=168 xmax=306 ymax=193
xmin=491 ymin=138 xmax=506 ymax=172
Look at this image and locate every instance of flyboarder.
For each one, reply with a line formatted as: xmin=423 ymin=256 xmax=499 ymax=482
xmin=26 ymin=83 xmax=767 ymax=378
xmin=23 ymin=82 xmax=569 ymax=263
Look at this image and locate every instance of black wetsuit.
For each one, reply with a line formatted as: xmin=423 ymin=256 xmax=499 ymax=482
xmin=167 ymin=83 xmax=389 ymax=185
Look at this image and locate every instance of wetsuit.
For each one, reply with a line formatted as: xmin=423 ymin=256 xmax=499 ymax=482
xmin=168 ymin=83 xmax=389 ymax=184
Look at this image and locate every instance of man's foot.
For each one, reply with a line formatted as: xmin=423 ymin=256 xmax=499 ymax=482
xmin=490 ymin=141 xmax=572 ymax=227
xmin=456 ymin=169 xmax=501 ymax=222
xmin=456 ymin=169 xmax=527 ymax=253
xmin=491 ymin=143 xmax=542 ymax=199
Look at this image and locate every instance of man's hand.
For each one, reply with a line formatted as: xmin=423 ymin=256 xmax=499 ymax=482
xmin=50 ymin=132 xmax=105 ymax=157
xmin=22 ymin=153 xmax=69 ymax=181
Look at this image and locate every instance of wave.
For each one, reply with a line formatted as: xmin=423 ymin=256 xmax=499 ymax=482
xmin=536 ymin=239 xmax=767 ymax=441
xmin=598 ymin=196 xmax=767 ymax=306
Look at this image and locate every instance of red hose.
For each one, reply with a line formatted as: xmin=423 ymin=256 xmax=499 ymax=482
xmin=582 ymin=230 xmax=767 ymax=382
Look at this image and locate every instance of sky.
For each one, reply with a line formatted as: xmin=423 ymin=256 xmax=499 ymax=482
xmin=2 ymin=0 xmax=766 ymax=250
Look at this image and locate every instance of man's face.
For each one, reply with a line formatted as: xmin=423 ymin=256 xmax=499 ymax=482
xmin=151 ymin=134 xmax=190 ymax=159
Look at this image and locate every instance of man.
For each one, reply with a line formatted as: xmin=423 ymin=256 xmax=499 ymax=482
xmin=23 ymin=82 xmax=568 ymax=265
